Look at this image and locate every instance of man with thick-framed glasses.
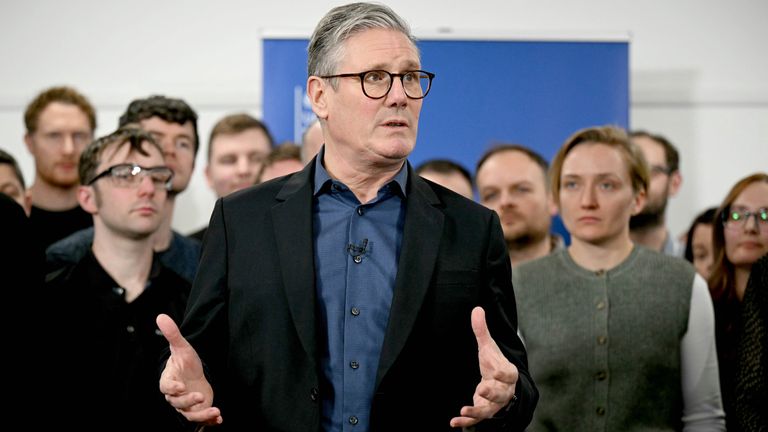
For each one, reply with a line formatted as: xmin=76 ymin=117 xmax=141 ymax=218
xmin=157 ymin=2 xmax=538 ymax=431
xmin=45 ymin=127 xmax=190 ymax=429
xmin=46 ymin=95 xmax=202 ymax=284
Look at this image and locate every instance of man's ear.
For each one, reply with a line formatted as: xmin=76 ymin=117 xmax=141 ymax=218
xmin=307 ymin=76 xmax=329 ymax=120
xmin=78 ymin=185 xmax=98 ymax=215
xmin=547 ymin=192 xmax=558 ymax=217
xmin=668 ymin=170 xmax=682 ymax=197
xmin=204 ymin=164 xmax=214 ymax=189
xmin=631 ymin=189 xmax=647 ymax=216
xmin=24 ymin=133 xmax=34 ymax=154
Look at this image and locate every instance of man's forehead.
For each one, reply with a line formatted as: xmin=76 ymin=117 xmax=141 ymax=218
xmin=37 ymin=103 xmax=91 ymax=130
xmin=339 ymin=28 xmax=420 ymax=68
xmin=101 ymin=140 xmax=163 ymax=165
xmin=141 ymin=117 xmax=195 ymax=135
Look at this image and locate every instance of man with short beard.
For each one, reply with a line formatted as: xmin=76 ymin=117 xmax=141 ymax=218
xmin=629 ymin=130 xmax=684 ymax=256
xmin=476 ymin=145 xmax=562 ymax=267
xmin=24 ymin=86 xmax=96 ymax=248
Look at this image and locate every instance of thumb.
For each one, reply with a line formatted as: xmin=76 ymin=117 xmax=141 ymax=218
xmin=156 ymin=313 xmax=191 ymax=353
xmin=471 ymin=306 xmax=492 ymax=349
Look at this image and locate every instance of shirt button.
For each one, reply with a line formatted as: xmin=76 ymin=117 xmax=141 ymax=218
xmin=353 ymin=255 xmax=362 ymax=263
xmin=596 ymin=301 xmax=606 ymax=310
xmin=349 ymin=416 xmax=359 ymax=425
xmin=113 ymin=287 xmax=125 ymax=296
xmin=310 ymin=387 xmax=319 ymax=402
xmin=595 ymin=269 xmax=605 ymax=276
xmin=596 ymin=406 xmax=606 ymax=416
xmin=596 ymin=370 xmax=607 ymax=381
xmin=126 ymin=325 xmax=135 ymax=334
xmin=350 ymin=361 xmax=359 ymax=369
xmin=351 ymin=307 xmax=360 ymax=316
xmin=357 ymin=207 xmax=363 ymax=216
xmin=597 ymin=335 xmax=607 ymax=345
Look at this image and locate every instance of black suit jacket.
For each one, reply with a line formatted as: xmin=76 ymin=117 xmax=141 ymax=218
xmin=179 ymin=160 xmax=537 ymax=431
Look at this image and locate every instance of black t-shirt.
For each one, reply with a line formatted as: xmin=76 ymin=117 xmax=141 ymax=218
xmin=30 ymin=204 xmax=93 ymax=250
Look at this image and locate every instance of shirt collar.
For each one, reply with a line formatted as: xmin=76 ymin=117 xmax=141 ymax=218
xmin=312 ymin=146 xmax=408 ymax=198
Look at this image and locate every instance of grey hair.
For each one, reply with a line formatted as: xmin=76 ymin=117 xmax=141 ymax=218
xmin=307 ymin=2 xmax=418 ymax=80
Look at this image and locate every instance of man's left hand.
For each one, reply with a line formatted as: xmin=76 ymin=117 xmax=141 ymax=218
xmin=450 ymin=307 xmax=518 ymax=428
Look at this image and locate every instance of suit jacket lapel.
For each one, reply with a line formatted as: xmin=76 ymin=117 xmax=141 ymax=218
xmin=375 ymin=168 xmax=444 ymax=388
xmin=272 ymin=162 xmax=318 ymax=363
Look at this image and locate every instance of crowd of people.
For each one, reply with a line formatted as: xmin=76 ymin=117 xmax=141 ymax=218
xmin=1 ymin=2 xmax=765 ymax=431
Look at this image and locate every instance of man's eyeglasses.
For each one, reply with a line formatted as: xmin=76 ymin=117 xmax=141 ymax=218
xmin=649 ymin=165 xmax=673 ymax=177
xmin=88 ymin=164 xmax=173 ymax=190
xmin=722 ymin=207 xmax=768 ymax=231
xmin=320 ymin=69 xmax=435 ymax=100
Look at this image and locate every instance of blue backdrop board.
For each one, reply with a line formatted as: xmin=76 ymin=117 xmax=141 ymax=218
xmin=262 ymin=34 xmax=630 ymax=242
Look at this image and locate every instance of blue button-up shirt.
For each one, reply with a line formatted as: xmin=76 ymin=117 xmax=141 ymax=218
xmin=313 ymin=151 xmax=407 ymax=432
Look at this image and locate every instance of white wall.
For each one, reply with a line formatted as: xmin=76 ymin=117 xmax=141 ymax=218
xmin=2 ymin=0 xmax=766 ymax=236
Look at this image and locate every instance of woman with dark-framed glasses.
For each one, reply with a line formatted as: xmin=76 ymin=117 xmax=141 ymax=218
xmin=708 ymin=172 xmax=768 ymax=432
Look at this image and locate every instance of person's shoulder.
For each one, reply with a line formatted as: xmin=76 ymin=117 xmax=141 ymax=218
xmin=47 ymin=227 xmax=95 ymax=251
xmin=745 ymin=253 xmax=768 ymax=301
xmin=635 ymin=244 xmax=695 ymax=273
xmin=44 ymin=258 xmax=84 ymax=288
xmin=515 ymin=249 xmax=566 ymax=276
xmin=222 ymin=174 xmax=300 ymax=209
xmin=45 ymin=227 xmax=95 ymax=270
xmin=171 ymin=230 xmax=201 ymax=250
xmin=188 ymin=226 xmax=207 ymax=242
xmin=415 ymin=175 xmax=488 ymax=214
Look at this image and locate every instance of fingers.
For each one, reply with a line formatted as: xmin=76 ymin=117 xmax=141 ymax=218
xmin=156 ymin=314 xmax=191 ymax=352
xmin=471 ymin=306 xmax=491 ymax=350
xmin=475 ymin=378 xmax=516 ymax=405
xmin=450 ymin=414 xmax=479 ymax=428
xmin=165 ymin=393 xmax=223 ymax=425
xmin=450 ymin=404 xmax=497 ymax=427
xmin=166 ymin=391 xmax=207 ymax=410
xmin=178 ymin=406 xmax=223 ymax=425
xmin=449 ymin=388 xmax=509 ymax=428
xmin=159 ymin=373 xmax=186 ymax=396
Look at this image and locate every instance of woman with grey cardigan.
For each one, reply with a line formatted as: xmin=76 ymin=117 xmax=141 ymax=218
xmin=513 ymin=126 xmax=725 ymax=431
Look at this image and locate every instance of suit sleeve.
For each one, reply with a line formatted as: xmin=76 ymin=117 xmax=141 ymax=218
xmin=178 ymin=198 xmax=231 ymax=389
xmin=478 ymin=211 xmax=539 ymax=431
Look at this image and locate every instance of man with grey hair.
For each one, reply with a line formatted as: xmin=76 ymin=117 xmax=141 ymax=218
xmin=158 ymin=3 xmax=537 ymax=431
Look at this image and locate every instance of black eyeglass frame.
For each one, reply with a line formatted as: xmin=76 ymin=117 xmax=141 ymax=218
xmin=320 ymin=69 xmax=435 ymax=100
xmin=87 ymin=163 xmax=174 ymax=191
xmin=722 ymin=206 xmax=768 ymax=230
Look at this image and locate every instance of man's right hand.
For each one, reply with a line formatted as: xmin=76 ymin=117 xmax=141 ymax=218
xmin=156 ymin=314 xmax=223 ymax=425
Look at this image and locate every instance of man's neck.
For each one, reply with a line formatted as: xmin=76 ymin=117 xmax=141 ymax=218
xmin=29 ymin=180 xmax=79 ymax=211
xmin=153 ymin=196 xmax=176 ymax=252
xmin=508 ymin=234 xmax=552 ymax=268
xmin=322 ymin=145 xmax=405 ymax=204
xmin=630 ymin=224 xmax=668 ymax=252
xmin=92 ymin=228 xmax=154 ymax=303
